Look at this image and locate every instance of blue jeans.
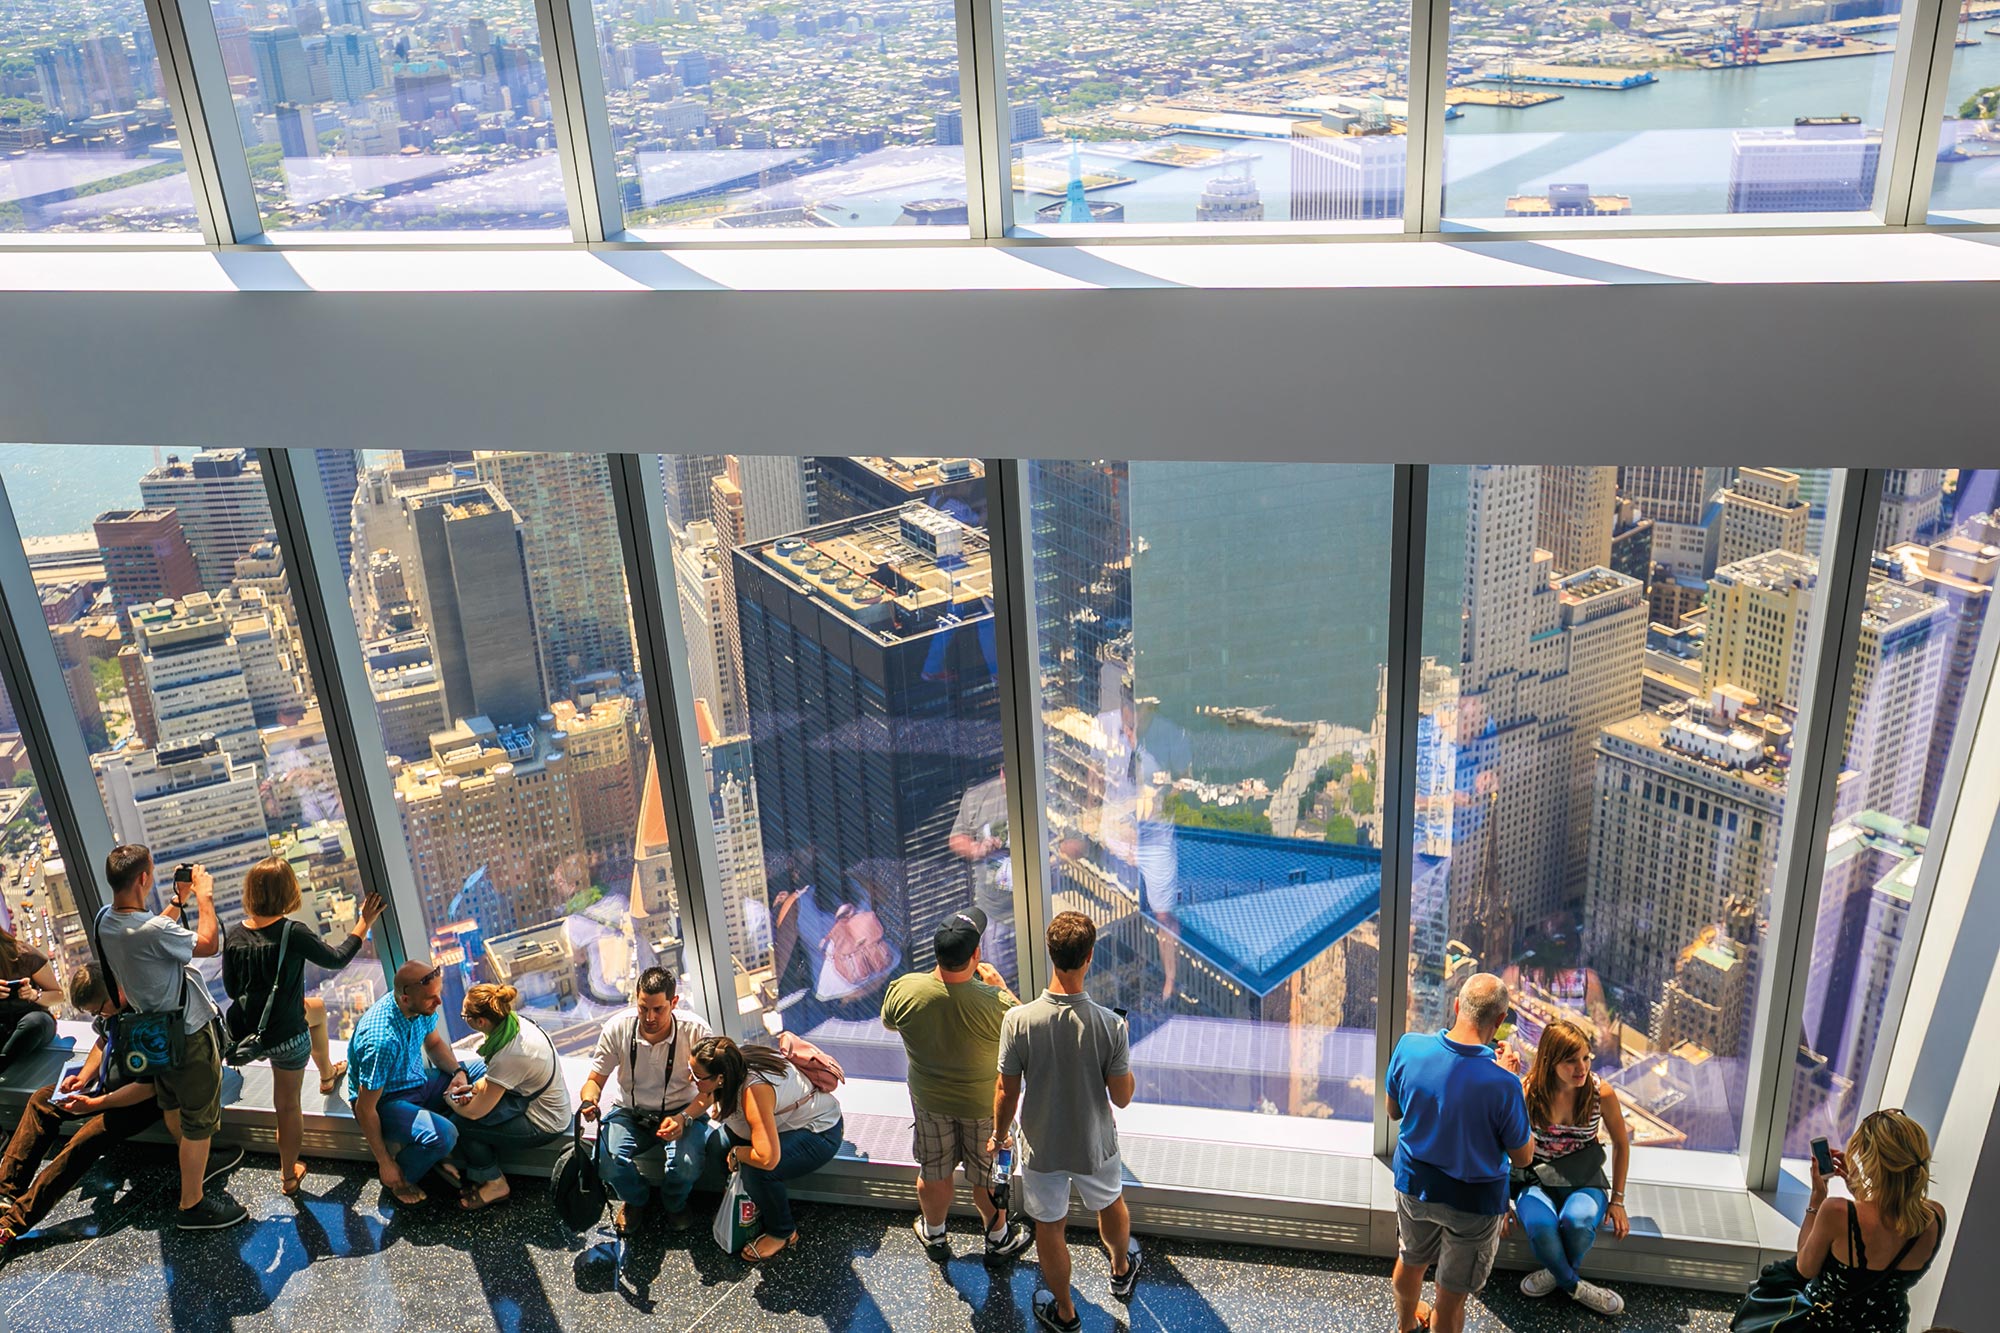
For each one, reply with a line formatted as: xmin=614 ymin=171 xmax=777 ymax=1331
xmin=598 ymin=1105 xmax=715 ymax=1211
xmin=450 ymin=1093 xmax=564 ymax=1184
xmin=733 ymin=1119 xmax=843 ymax=1239
xmin=367 ymin=1057 xmax=486 ymax=1187
xmin=1515 ymin=1185 xmax=1607 ymax=1291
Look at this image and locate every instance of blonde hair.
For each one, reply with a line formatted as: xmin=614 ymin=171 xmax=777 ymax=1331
xmin=1524 ymin=1019 xmax=1598 ymax=1131
xmin=1846 ymin=1109 xmax=1934 ymax=1239
xmin=462 ymin=983 xmax=520 ymax=1027
xmin=243 ymin=857 xmax=302 ymax=918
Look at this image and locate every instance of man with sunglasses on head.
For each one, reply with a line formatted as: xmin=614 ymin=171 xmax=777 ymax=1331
xmin=579 ymin=968 xmax=717 ymax=1233
xmin=349 ymin=959 xmax=486 ymax=1206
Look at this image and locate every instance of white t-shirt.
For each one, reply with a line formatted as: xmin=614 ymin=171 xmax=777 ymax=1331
xmin=485 ymin=1021 xmax=572 ymax=1134
xmin=722 ymin=1062 xmax=841 ymax=1138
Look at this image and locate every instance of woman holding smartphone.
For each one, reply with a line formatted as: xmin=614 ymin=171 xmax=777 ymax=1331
xmin=0 ymin=926 xmax=60 ymax=1070
xmin=446 ymin=984 xmax=571 ymax=1212
xmin=222 ymin=857 xmax=385 ymax=1197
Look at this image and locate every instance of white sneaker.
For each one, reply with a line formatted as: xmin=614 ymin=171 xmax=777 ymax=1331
xmin=1520 ymin=1268 xmax=1561 ymax=1298
xmin=1571 ymin=1280 xmax=1625 ymax=1315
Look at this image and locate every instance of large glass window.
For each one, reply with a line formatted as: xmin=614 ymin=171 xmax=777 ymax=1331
xmin=0 ymin=669 xmax=96 ymax=1020
xmin=1927 ymin=2 xmax=2000 ymax=221
xmin=1028 ymin=461 xmax=1389 ymax=1123
xmin=214 ymin=0 xmax=568 ymax=232
xmin=661 ymin=454 xmax=1003 ymax=1077
xmin=1442 ymin=1 xmax=1905 ymax=223
xmin=1002 ymin=0 xmax=1410 ymax=230
xmin=0 ymin=0 xmax=200 ymax=232
xmin=1784 ymin=468 xmax=1999 ymax=1153
xmin=0 ymin=444 xmax=383 ymax=1035
xmin=1415 ymin=466 xmax=1835 ymax=1154
xmin=596 ymin=0 xmax=967 ymax=232
xmin=337 ymin=449 xmax=685 ymax=1043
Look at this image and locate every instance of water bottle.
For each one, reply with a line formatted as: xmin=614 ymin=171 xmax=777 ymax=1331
xmin=991 ymin=1144 xmax=1012 ymax=1215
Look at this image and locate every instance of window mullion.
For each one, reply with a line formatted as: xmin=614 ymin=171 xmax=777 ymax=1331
xmin=1876 ymin=0 xmax=1959 ymax=224
xmin=532 ymin=0 xmax=624 ymax=243
xmin=142 ymin=0 xmax=263 ymax=244
xmin=990 ymin=459 xmax=1050 ymax=999
xmin=1376 ymin=464 xmax=1428 ymax=1157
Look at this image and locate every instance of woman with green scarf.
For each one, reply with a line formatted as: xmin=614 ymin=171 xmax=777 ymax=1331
xmin=447 ymin=983 xmax=572 ymax=1211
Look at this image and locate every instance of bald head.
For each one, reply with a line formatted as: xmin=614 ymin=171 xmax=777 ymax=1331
xmin=1457 ymin=973 xmax=1511 ymax=1037
xmin=394 ymin=960 xmax=436 ymax=993
xmin=393 ymin=959 xmax=445 ymax=1018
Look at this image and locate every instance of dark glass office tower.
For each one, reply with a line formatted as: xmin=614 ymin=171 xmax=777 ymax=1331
xmin=401 ymin=483 xmax=546 ymax=726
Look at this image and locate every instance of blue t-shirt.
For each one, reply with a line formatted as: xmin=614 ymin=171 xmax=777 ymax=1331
xmin=347 ymin=993 xmax=439 ymax=1099
xmin=1387 ymin=1030 xmax=1531 ymax=1216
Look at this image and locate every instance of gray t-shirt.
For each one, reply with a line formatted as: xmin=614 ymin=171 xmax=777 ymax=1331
xmin=997 ymin=989 xmax=1130 ymax=1175
xmin=97 ymin=908 xmax=219 ymax=1035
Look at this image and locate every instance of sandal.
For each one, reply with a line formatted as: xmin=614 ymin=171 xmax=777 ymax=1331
xmin=317 ymin=1062 xmax=347 ymax=1096
xmin=740 ymin=1231 xmax=798 ymax=1263
xmin=280 ymin=1163 xmax=308 ymax=1198
xmin=460 ymin=1181 xmax=511 ymax=1212
xmin=388 ymin=1183 xmax=427 ymax=1206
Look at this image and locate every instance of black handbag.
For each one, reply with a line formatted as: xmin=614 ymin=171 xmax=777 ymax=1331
xmin=224 ymin=924 xmax=292 ymax=1068
xmin=1530 ymin=1140 xmax=1610 ymax=1192
xmin=1730 ymin=1257 xmax=1825 ymax=1332
xmin=550 ymin=1114 xmax=607 ymax=1232
xmin=94 ymin=907 xmax=188 ymax=1082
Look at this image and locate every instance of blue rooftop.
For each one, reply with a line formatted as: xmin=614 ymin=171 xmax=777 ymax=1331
xmin=1163 ymin=826 xmax=1382 ymax=998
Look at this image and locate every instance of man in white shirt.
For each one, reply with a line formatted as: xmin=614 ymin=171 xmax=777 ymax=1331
xmin=578 ymin=967 xmax=717 ymax=1232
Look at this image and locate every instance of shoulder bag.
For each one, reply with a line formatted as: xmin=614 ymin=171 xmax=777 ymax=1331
xmin=224 ymin=924 xmax=293 ymax=1067
xmin=93 ymin=906 xmax=188 ymax=1082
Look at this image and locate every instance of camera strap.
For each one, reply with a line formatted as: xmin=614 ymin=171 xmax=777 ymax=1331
xmin=628 ymin=1014 xmax=679 ymax=1119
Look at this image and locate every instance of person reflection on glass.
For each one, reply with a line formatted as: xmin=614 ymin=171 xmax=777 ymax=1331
xmin=950 ymin=775 xmax=1016 ymax=984
xmin=1086 ymin=665 xmax=1190 ymax=1005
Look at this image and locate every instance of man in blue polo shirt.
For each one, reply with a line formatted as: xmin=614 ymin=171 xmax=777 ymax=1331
xmin=1386 ymin=972 xmax=1534 ymax=1333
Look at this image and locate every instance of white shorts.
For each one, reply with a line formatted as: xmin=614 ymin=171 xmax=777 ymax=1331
xmin=1020 ymin=1154 xmax=1125 ymax=1223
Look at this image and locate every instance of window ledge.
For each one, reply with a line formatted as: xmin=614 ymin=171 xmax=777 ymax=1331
xmin=2 ymin=231 xmax=2000 ymax=293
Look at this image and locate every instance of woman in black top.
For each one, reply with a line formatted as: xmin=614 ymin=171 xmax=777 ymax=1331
xmin=1784 ymin=1109 xmax=1948 ymax=1331
xmin=222 ymin=856 xmax=384 ymax=1198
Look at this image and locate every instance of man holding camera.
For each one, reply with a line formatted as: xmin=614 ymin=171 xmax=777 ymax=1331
xmin=94 ymin=846 xmax=245 ymax=1231
xmin=580 ymin=968 xmax=717 ymax=1232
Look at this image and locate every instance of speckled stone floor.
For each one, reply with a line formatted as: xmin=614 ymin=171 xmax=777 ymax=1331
xmin=0 ymin=1143 xmax=1741 ymax=1331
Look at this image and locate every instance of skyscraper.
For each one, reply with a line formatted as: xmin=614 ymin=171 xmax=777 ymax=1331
xmin=137 ymin=450 xmax=277 ymax=593
xmin=1876 ymin=470 xmax=1945 ymax=551
xmin=1715 ymin=466 xmax=1811 ymax=569
xmin=696 ymin=699 xmax=771 ymax=972
xmin=1617 ymin=466 xmax=1729 ymax=527
xmin=1536 ymin=466 xmax=1618 ymax=576
xmin=471 ymin=451 xmax=635 ymax=699
xmin=325 ymin=25 xmax=384 ymax=103
xmin=93 ymin=508 xmax=201 ymax=622
xmin=546 ymin=694 xmax=645 ymax=887
xmin=1728 ymin=118 xmax=1882 ymax=214
xmin=127 ymin=590 xmax=305 ymax=768
xmin=1880 ymin=514 xmax=1999 ymax=823
xmin=1799 ymin=812 xmax=1925 ymax=1102
xmin=1841 ymin=579 xmax=1947 ymax=824
xmin=317 ymin=450 xmax=361 ymax=580
xmin=673 ymin=520 xmax=746 ymax=735
xmin=1289 ymin=121 xmax=1404 ymax=221
xmin=400 ymin=483 xmax=545 ymax=726
xmin=663 ymin=455 xmax=729 ymax=531
xmin=734 ymin=505 xmax=1001 ymax=980
xmin=730 ymin=454 xmax=818 ymax=542
xmin=1195 ymin=168 xmax=1264 ymax=223
xmin=249 ymin=25 xmax=315 ymax=108
xmin=96 ymin=735 xmax=272 ymax=922
xmin=811 ymin=457 xmax=984 ymax=527
xmin=1703 ymin=549 xmax=1818 ymax=710
xmin=1028 ymin=460 xmax=1130 ymax=711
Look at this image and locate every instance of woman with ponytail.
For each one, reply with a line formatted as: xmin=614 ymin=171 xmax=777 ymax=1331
xmin=1776 ymin=1109 xmax=1948 ymax=1331
xmin=446 ymin=984 xmax=572 ymax=1211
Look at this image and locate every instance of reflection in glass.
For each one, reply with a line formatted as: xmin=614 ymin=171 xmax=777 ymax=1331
xmin=1418 ymin=466 xmax=1835 ymax=1154
xmin=597 ymin=0 xmax=965 ymax=230
xmin=0 ymin=0 xmax=199 ymax=231
xmin=0 ymin=444 xmax=383 ymax=1033
xmin=1030 ymin=462 xmax=1390 ymax=1121
xmin=1442 ymin=1 xmax=1903 ymax=221
xmin=1786 ymin=469 xmax=1999 ymax=1152
xmin=0 ymin=672 xmax=92 ymax=1021
xmin=340 ymin=448 xmax=683 ymax=1044
xmin=1929 ymin=3 xmax=2000 ymax=219
xmin=1001 ymin=0 xmax=1411 ymax=228
xmin=214 ymin=0 xmax=567 ymax=231
xmin=663 ymin=455 xmax=1003 ymax=1077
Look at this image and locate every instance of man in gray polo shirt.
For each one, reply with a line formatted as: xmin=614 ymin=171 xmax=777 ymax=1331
xmin=992 ymin=910 xmax=1139 ymax=1333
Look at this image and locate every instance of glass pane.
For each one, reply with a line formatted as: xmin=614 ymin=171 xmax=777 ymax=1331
xmin=1929 ymin=2 xmax=2000 ymax=220
xmin=341 ymin=449 xmax=693 ymax=1042
xmin=0 ymin=0 xmax=200 ymax=232
xmin=0 ymin=672 xmax=97 ymax=1020
xmin=1415 ymin=466 xmax=1835 ymax=1154
xmin=599 ymin=0 xmax=967 ymax=232
xmin=0 ymin=443 xmax=384 ymax=1035
xmin=214 ymin=0 xmax=569 ymax=232
xmin=1030 ymin=461 xmax=1390 ymax=1123
xmin=1785 ymin=469 xmax=1999 ymax=1153
xmin=1442 ymin=1 xmax=1904 ymax=222
xmin=1002 ymin=0 xmax=1411 ymax=229
xmin=665 ymin=455 xmax=1003 ymax=1072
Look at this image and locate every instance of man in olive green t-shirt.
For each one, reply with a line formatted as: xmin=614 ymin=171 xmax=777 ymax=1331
xmin=882 ymin=907 xmax=1034 ymax=1263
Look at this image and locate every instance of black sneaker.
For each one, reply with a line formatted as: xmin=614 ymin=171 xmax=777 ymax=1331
xmin=1032 ymin=1290 xmax=1082 ymax=1332
xmin=911 ymin=1214 xmax=952 ymax=1259
xmin=177 ymin=1191 xmax=248 ymax=1231
xmin=1107 ymin=1240 xmax=1142 ymax=1301
xmin=984 ymin=1219 xmax=1033 ymax=1263
xmin=202 ymin=1144 xmax=244 ymax=1184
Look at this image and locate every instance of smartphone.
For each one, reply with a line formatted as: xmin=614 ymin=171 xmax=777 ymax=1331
xmin=174 ymin=863 xmax=195 ymax=885
xmin=1810 ymin=1137 xmax=1835 ymax=1175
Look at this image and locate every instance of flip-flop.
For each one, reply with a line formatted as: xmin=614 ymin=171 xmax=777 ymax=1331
xmin=388 ymin=1183 xmax=427 ymax=1206
xmin=318 ymin=1062 xmax=347 ymax=1096
xmin=740 ymin=1231 xmax=798 ymax=1263
xmin=280 ymin=1164 xmax=308 ymax=1198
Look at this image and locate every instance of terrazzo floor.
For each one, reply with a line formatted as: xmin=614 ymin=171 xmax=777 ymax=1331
xmin=0 ymin=1142 xmax=1741 ymax=1332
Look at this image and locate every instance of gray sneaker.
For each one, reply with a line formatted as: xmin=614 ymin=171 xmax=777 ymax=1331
xmin=1571 ymin=1279 xmax=1626 ymax=1316
xmin=1108 ymin=1241 xmax=1142 ymax=1300
xmin=177 ymin=1191 xmax=248 ymax=1231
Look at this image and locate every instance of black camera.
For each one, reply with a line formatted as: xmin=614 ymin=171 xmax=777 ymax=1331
xmin=632 ymin=1112 xmax=666 ymax=1140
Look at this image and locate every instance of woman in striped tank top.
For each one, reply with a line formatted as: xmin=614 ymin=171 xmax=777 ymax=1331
xmin=1512 ymin=1019 xmax=1633 ymax=1317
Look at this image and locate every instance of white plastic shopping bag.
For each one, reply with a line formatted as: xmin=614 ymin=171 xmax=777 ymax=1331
xmin=713 ymin=1170 xmax=761 ymax=1253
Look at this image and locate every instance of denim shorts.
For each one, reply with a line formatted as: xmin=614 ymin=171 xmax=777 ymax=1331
xmin=266 ymin=1029 xmax=313 ymax=1072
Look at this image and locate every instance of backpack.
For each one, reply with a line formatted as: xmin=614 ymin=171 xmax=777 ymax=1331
xmin=550 ymin=1114 xmax=606 ymax=1232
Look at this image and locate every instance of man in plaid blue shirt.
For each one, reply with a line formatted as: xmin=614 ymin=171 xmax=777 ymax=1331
xmin=349 ymin=960 xmax=487 ymax=1206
